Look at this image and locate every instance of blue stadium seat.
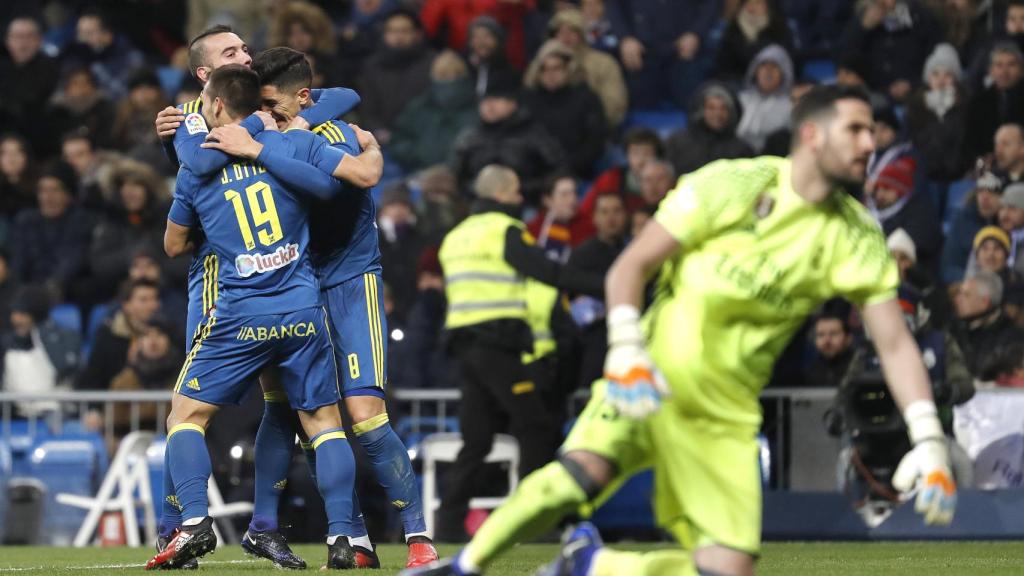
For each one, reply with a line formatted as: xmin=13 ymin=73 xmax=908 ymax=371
xmin=395 ymin=417 xmax=459 ymax=449
xmin=0 ymin=439 xmax=11 ymax=540
xmin=803 ymin=59 xmax=837 ymax=83
xmin=55 ymin=432 xmax=109 ymax=477
xmin=157 ymin=66 xmax=185 ymax=99
xmin=49 ymin=304 xmax=82 ymax=334
xmin=5 ymin=420 xmax=51 ymax=476
xmin=944 ymin=179 xmax=975 ymax=235
xmin=622 ymin=109 xmax=687 ymax=139
xmin=147 ymin=437 xmax=167 ymax=523
xmin=82 ymin=303 xmax=114 ymax=361
xmin=30 ymin=439 xmax=98 ymax=545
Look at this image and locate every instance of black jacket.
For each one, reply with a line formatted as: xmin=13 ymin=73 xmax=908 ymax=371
xmin=358 ymin=44 xmax=435 ymax=132
xmin=11 ymin=207 xmax=91 ymax=292
xmin=906 ymin=85 xmax=970 ymax=182
xmin=521 ymin=84 xmax=608 ymax=179
xmin=451 ymin=109 xmax=567 ymax=203
xmin=957 ymin=309 xmax=1024 ymax=377
xmin=963 ymin=81 xmax=1024 ymax=165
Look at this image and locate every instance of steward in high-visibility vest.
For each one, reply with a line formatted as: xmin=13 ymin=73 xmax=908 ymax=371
xmin=434 ymin=164 xmax=603 ymax=541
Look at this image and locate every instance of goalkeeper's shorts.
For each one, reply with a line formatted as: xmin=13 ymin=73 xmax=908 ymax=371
xmin=561 ymin=380 xmax=762 ymax=555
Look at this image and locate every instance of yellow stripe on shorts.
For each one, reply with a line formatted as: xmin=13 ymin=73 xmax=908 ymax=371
xmin=175 ymin=317 xmax=216 ymax=393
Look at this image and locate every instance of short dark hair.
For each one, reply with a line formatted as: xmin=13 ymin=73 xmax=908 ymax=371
xmin=791 ymin=85 xmax=870 ymax=134
xmin=188 ymin=24 xmax=235 ymax=79
xmin=815 ymin=311 xmax=850 ymax=334
xmin=78 ymin=8 xmax=113 ymax=32
xmin=120 ymin=278 xmax=160 ymax=303
xmin=594 ymin=191 xmax=626 ymax=210
xmin=205 ymin=64 xmax=262 ymax=119
xmin=61 ymin=128 xmax=94 ymax=149
xmin=622 ymin=127 xmax=664 ymax=157
xmin=252 ymin=47 xmax=311 ymax=91
xmin=385 ymin=7 xmax=423 ymax=30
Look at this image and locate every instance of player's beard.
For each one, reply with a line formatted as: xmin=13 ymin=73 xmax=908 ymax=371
xmin=818 ymin=134 xmax=869 ymax=196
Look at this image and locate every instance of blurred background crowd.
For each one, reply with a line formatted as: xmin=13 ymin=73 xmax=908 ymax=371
xmin=1 ymin=0 xmax=1024 ymax=538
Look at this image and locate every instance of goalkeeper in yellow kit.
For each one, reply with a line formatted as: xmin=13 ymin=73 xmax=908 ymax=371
xmin=403 ymin=85 xmax=957 ymax=576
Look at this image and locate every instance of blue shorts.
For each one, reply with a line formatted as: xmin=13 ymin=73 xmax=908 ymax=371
xmin=324 ymin=273 xmax=388 ymax=399
xmin=174 ymin=307 xmax=340 ymax=411
xmin=185 ymin=253 xmax=219 ymax=352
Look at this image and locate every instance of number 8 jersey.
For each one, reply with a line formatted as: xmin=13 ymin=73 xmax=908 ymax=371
xmin=169 ymin=131 xmax=329 ymax=318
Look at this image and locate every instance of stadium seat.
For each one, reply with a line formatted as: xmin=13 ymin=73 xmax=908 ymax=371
xmin=0 ymin=439 xmax=11 ymax=542
xmin=622 ymin=109 xmax=687 ymax=139
xmin=30 ymin=439 xmax=97 ymax=545
xmin=82 ymin=303 xmax=113 ymax=361
xmin=418 ymin=432 xmax=519 ymax=538
xmin=5 ymin=420 xmax=51 ymax=476
xmin=803 ymin=59 xmax=837 ymax=83
xmin=49 ymin=304 xmax=82 ymax=334
xmin=945 ymin=179 xmax=975 ymax=232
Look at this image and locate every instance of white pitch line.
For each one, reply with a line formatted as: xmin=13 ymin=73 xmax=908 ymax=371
xmin=0 ymin=558 xmax=262 ymax=572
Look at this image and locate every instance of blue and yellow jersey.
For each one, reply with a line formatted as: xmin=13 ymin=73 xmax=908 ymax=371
xmin=307 ymin=120 xmax=383 ymax=290
xmin=169 ymin=130 xmax=345 ymax=317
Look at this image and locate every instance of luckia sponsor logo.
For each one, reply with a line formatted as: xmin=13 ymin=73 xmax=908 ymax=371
xmin=235 ymin=243 xmax=299 ymax=278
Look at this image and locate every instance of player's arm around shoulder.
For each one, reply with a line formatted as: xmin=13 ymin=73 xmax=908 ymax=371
xmin=328 ymin=122 xmax=382 ymax=189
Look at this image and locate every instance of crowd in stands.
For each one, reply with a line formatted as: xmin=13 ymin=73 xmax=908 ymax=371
xmin=1 ymin=0 xmax=1024 ymax=435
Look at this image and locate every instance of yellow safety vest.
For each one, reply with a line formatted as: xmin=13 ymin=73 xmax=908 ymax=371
xmin=522 ymin=279 xmax=558 ymax=364
xmin=440 ymin=212 xmax=528 ymax=329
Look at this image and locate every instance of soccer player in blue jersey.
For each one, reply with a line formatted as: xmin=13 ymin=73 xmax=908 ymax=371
xmin=146 ymin=65 xmax=365 ymax=570
xmin=201 ymin=46 xmax=438 ymax=569
xmin=152 ymin=26 xmax=379 ymax=570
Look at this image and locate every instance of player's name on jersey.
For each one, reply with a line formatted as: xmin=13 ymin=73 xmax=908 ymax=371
xmin=235 ymin=321 xmax=317 ymax=342
xmin=220 ymin=161 xmax=267 ymax=185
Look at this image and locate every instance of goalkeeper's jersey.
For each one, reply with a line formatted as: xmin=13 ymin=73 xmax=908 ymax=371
xmin=645 ymin=156 xmax=899 ymax=428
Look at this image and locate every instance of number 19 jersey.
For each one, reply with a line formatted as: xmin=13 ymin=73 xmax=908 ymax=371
xmin=169 ymin=131 xmax=326 ymax=318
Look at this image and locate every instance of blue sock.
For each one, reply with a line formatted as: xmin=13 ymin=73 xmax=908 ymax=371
xmin=311 ymin=427 xmax=356 ymax=537
xmin=354 ymin=415 xmax=426 ymax=536
xmin=249 ymin=400 xmax=295 ymax=533
xmin=166 ymin=424 xmax=211 ymax=521
xmin=351 ymin=492 xmax=369 ymax=539
xmin=158 ymin=446 xmax=182 ymax=539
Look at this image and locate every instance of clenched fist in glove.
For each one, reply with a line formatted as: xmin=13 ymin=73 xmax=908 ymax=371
xmin=892 ymin=401 xmax=957 ymax=525
xmin=603 ymin=305 xmax=669 ymax=419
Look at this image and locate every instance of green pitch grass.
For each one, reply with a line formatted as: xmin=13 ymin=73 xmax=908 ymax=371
xmin=0 ymin=542 xmax=1023 ymax=574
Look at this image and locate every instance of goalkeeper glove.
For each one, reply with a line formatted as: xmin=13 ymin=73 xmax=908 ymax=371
xmin=892 ymin=400 xmax=957 ymax=526
xmin=603 ymin=305 xmax=669 ymax=419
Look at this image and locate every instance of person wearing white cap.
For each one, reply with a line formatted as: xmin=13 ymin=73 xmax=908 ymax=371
xmin=907 ymin=43 xmax=969 ymax=182
xmin=888 ymin=227 xmax=918 ymax=280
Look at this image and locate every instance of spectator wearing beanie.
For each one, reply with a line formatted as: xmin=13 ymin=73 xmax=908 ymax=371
xmin=968 ymin=225 xmax=1024 ymax=313
xmin=907 ymin=43 xmax=970 ymax=182
xmin=11 ymin=162 xmax=91 ymax=302
xmin=888 ymin=228 xmax=918 ymax=281
xmin=942 ymin=172 xmax=1003 ymax=284
xmin=667 ymin=82 xmax=753 ymax=176
xmin=867 ymin=157 xmax=943 ymax=274
xmin=1000 ymin=182 xmax=1024 ymax=275
xmin=736 ymin=44 xmax=794 ymax=153
xmin=464 ymin=16 xmax=521 ymax=100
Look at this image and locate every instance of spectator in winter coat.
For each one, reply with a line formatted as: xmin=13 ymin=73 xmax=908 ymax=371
xmin=390 ymin=51 xmax=479 ymax=173
xmin=0 ymin=17 xmax=60 ymax=155
xmin=527 ymin=174 xmax=589 ymax=259
xmin=941 ymin=173 xmax=1003 ymax=284
xmin=606 ymin=0 xmax=722 ymax=108
xmin=715 ymin=0 xmax=796 ymax=85
xmin=109 ymin=316 xmax=183 ymax=431
xmin=955 ymin=271 xmax=1024 ymax=375
xmin=999 ymin=183 xmax=1024 ymax=276
xmin=534 ymin=10 xmax=627 ymax=128
xmin=411 ymin=165 xmax=468 ymax=245
xmin=967 ymin=226 xmax=1024 ymax=313
xmin=839 ymin=0 xmax=942 ymax=102
xmin=906 ymin=43 xmax=970 ymax=183
xmin=77 ymin=279 xmax=161 ymax=391
xmin=668 ymin=82 xmax=754 ymax=176
xmin=964 ymin=42 xmax=1024 ymax=165
xmin=521 ymin=42 xmax=607 ymax=179
xmin=450 ymin=79 xmax=566 ymax=203
xmin=579 ymin=0 xmax=619 ymax=55
xmin=87 ymin=161 xmax=173 ymax=302
xmin=0 ymin=133 xmax=37 ymax=228
xmin=378 ymin=184 xmax=427 ymax=323
xmin=10 ymin=162 xmax=91 ymax=302
xmin=464 ymin=16 xmax=521 ymax=100
xmin=993 ymin=123 xmax=1024 ymax=184
xmin=358 ymin=8 xmax=436 ymax=143
xmin=59 ymin=9 xmax=145 ymax=100
xmin=804 ymin=311 xmax=856 ymax=388
xmin=866 ymin=157 xmax=944 ymax=274
xmin=736 ymin=44 xmax=794 ymax=153
xmin=44 ymin=67 xmax=116 ymax=155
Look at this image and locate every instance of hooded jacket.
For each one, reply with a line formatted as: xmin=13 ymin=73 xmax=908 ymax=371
xmin=667 ymin=83 xmax=753 ymax=176
xmin=736 ymin=44 xmax=793 ymax=153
